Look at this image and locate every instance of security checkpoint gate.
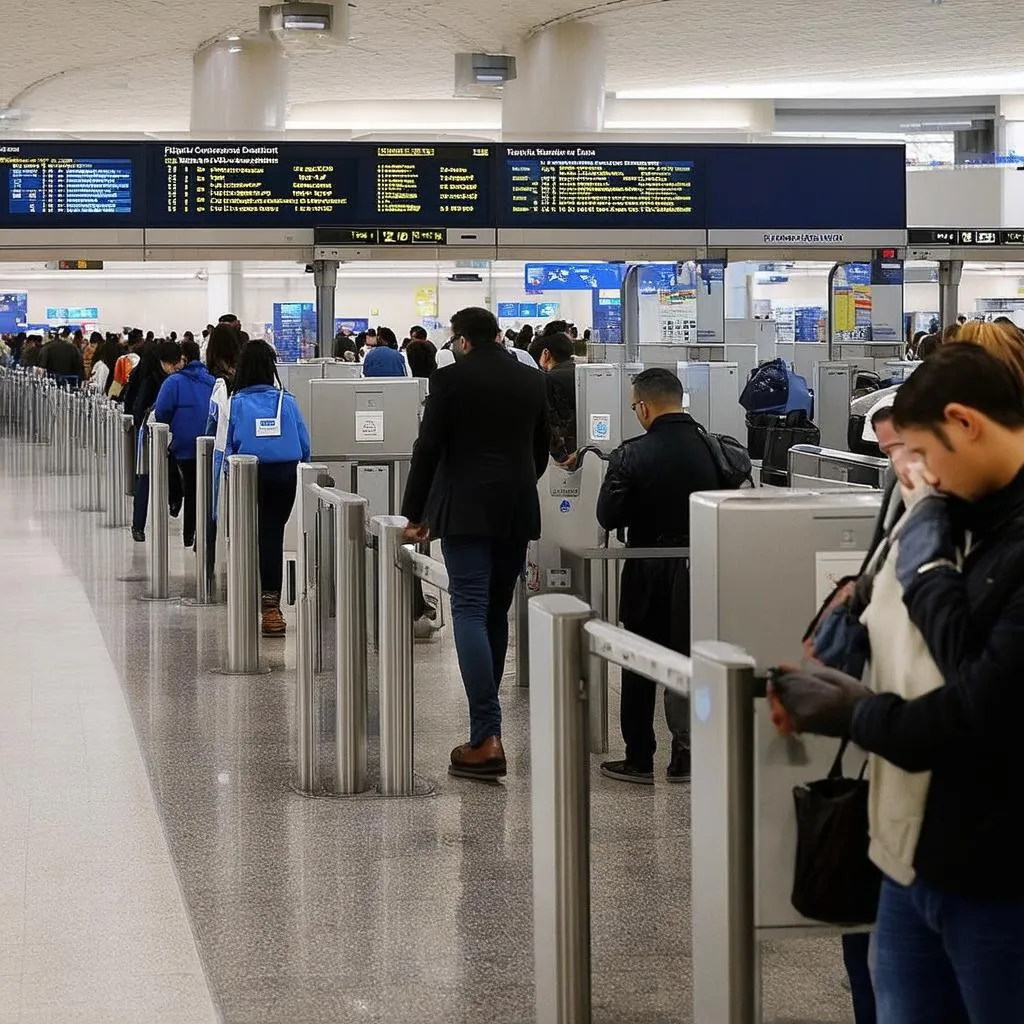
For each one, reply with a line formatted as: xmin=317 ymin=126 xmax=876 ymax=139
xmin=787 ymin=444 xmax=888 ymax=490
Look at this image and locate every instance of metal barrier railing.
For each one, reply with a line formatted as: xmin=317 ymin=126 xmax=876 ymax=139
xmin=528 ymin=592 xmax=759 ymax=1024
xmin=787 ymin=443 xmax=888 ymax=489
xmin=225 ymin=454 xmax=261 ymax=672
xmin=295 ymin=483 xmax=369 ymax=796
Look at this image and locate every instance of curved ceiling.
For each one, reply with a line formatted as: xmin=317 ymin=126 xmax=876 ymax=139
xmin=2 ymin=0 xmax=1023 ymax=131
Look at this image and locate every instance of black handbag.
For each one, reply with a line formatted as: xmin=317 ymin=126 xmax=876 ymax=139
xmin=791 ymin=739 xmax=882 ymax=926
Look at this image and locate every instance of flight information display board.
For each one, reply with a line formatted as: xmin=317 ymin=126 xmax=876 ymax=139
xmin=0 ymin=143 xmax=144 ymax=226
xmin=146 ymin=143 xmax=493 ymax=228
xmin=498 ymin=145 xmax=701 ymax=228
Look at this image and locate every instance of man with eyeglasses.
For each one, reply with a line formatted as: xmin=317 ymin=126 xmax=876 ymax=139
xmin=401 ymin=307 xmax=550 ymax=781
xmin=596 ymin=367 xmax=721 ymax=784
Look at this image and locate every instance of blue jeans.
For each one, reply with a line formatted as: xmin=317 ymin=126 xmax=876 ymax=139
xmin=441 ymin=536 xmax=527 ymax=746
xmin=874 ymin=878 xmax=1024 ymax=1023
xmin=842 ymin=932 xmax=876 ymax=1024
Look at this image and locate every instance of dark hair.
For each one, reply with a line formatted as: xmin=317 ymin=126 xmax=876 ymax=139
xmin=94 ymin=340 xmax=120 ymax=393
xmin=377 ymin=326 xmax=399 ymax=349
xmin=354 ymin=331 xmax=367 ymax=349
xmin=542 ymin=319 xmax=570 ymax=337
xmin=181 ymin=340 xmax=201 ymax=364
xmin=183 ymin=331 xmax=195 ymax=343
xmin=542 ymin=332 xmax=574 ymax=364
xmin=632 ymin=367 xmax=684 ymax=406
xmin=145 ymin=331 xmax=155 ymax=343
xmin=583 ymin=329 xmax=592 ymax=341
xmin=917 ymin=334 xmax=941 ymax=360
xmin=451 ymin=307 xmax=499 ymax=348
xmin=410 ymin=325 xmax=428 ymax=341
xmin=205 ymin=324 xmax=242 ymax=380
xmin=128 ymin=328 xmax=144 ymax=347
xmin=515 ymin=324 xmax=534 ymax=350
xmin=406 ymin=339 xmax=438 ymax=378
xmin=527 ymin=337 xmax=545 ymax=366
xmin=892 ymin=343 xmax=1024 ymax=437
xmin=870 ymin=404 xmax=895 ymax=430
xmin=219 ymin=313 xmax=239 ymax=325
xmin=156 ymin=340 xmax=181 ymax=365
xmin=89 ymin=331 xmax=103 ymax=345
xmin=234 ymin=339 xmax=279 ymax=391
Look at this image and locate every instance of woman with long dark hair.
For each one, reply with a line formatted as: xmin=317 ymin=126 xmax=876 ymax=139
xmin=225 ymin=341 xmax=311 ymax=636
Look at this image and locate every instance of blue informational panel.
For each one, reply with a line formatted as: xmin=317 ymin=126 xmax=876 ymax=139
xmin=592 ymin=289 xmax=623 ymax=344
xmin=497 ymin=302 xmax=520 ymax=318
xmin=795 ymin=306 xmax=826 ymax=342
xmin=46 ymin=306 xmax=99 ymax=321
xmin=0 ymin=292 xmax=28 ymax=331
xmin=335 ymin=317 xmax=369 ymax=334
xmin=706 ymin=145 xmax=906 ymax=230
xmin=871 ymin=260 xmax=904 ymax=286
xmin=273 ymin=302 xmax=316 ymax=363
xmin=498 ymin=301 xmax=560 ymax=320
xmin=638 ymin=264 xmax=678 ymax=294
xmin=537 ymin=301 xmax=561 ymax=318
xmin=525 ymin=262 xmax=624 ymax=292
xmin=518 ymin=302 xmax=538 ymax=318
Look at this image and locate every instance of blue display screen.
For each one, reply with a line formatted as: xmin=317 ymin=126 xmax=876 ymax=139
xmin=706 ymin=145 xmax=906 ymax=230
xmin=273 ymin=302 xmax=316 ymax=363
xmin=525 ymin=262 xmax=624 ymax=292
xmin=500 ymin=145 xmax=700 ymax=229
xmin=148 ymin=142 xmax=493 ymax=229
xmin=0 ymin=143 xmax=143 ymax=226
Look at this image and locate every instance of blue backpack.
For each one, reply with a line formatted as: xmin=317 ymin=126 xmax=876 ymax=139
xmin=740 ymin=358 xmax=813 ymax=416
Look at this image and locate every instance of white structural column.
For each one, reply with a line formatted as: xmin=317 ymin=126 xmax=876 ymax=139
xmin=502 ymin=22 xmax=606 ymax=139
xmin=191 ymin=34 xmax=287 ymax=135
xmin=997 ymin=95 xmax=1024 ymax=158
xmin=207 ymin=262 xmax=245 ymax=327
xmin=725 ymin=262 xmax=753 ymax=320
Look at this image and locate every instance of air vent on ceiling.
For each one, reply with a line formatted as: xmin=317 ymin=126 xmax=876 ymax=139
xmin=454 ymin=53 xmax=517 ymax=98
xmin=448 ymin=273 xmax=483 ymax=283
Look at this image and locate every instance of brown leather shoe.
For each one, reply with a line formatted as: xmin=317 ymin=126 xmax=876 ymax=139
xmin=449 ymin=736 xmax=506 ymax=780
xmin=261 ymin=592 xmax=286 ymax=638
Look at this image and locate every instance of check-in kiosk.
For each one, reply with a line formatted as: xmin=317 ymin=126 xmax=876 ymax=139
xmin=690 ymin=488 xmax=881 ymax=935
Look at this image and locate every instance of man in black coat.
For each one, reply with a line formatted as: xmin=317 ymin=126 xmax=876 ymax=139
xmin=538 ymin=331 xmax=577 ymax=464
xmin=596 ymin=367 xmax=721 ymax=784
xmin=402 ymin=307 xmax=550 ymax=780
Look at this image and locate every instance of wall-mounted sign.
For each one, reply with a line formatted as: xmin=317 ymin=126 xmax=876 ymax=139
xmin=46 ymin=306 xmax=99 ymax=321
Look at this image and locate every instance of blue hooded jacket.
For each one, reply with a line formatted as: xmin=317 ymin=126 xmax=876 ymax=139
xmin=154 ymin=360 xmax=216 ymax=460
xmin=226 ymin=385 xmax=312 ymax=465
xmin=362 ymin=346 xmax=408 ymax=377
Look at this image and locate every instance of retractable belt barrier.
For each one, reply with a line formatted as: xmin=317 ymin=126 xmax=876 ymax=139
xmin=528 ymin=592 xmax=759 ymax=1024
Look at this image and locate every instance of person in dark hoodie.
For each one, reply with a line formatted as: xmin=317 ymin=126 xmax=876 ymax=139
xmin=154 ymin=342 xmax=216 ymax=548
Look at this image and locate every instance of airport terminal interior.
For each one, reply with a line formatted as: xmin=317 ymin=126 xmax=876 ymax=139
xmin=5 ymin=1 xmax=1024 ymax=1022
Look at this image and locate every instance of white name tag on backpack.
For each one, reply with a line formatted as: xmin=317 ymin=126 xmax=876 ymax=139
xmin=254 ymin=388 xmax=284 ymax=438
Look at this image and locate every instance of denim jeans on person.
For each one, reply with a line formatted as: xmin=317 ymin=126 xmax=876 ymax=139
xmin=872 ymin=877 xmax=1024 ymax=1023
xmin=842 ymin=932 xmax=876 ymax=1024
xmin=440 ymin=536 xmax=527 ymax=747
xmin=131 ymin=455 xmax=183 ymax=534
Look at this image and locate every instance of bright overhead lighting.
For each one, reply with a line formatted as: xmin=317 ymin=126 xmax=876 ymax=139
xmin=617 ymin=72 xmax=1024 ymax=100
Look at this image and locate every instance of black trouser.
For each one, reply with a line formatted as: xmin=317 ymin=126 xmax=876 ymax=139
xmin=619 ymin=559 xmax=691 ymax=771
xmin=257 ymin=461 xmax=298 ymax=595
xmin=176 ymin=457 xmax=197 ymax=545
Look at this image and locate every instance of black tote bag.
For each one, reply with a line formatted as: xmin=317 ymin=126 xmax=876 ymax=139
xmin=791 ymin=739 xmax=882 ymax=926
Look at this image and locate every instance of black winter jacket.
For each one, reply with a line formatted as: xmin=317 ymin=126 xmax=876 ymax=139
xmin=596 ymin=413 xmax=720 ymax=646
xmin=38 ymin=340 xmax=84 ymax=379
xmin=851 ymin=465 xmax=1024 ymax=899
xmin=544 ymin=360 xmax=577 ymax=463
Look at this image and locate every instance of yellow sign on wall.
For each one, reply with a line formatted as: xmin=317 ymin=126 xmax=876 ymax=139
xmin=415 ymin=286 xmax=438 ymax=318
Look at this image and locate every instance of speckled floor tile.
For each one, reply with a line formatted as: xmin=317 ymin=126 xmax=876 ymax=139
xmin=4 ymin=441 xmax=858 ymax=1024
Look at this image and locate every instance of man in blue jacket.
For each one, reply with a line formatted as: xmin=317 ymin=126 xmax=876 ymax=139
xmin=154 ymin=341 xmax=216 ymax=548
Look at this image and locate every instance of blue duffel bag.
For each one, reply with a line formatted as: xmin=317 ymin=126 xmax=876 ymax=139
xmin=740 ymin=358 xmax=813 ymax=416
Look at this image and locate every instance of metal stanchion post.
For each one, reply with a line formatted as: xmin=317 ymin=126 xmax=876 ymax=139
xmin=690 ymin=642 xmax=759 ymax=1024
xmin=226 ymin=455 xmax=260 ymax=673
xmin=91 ymin=399 xmax=106 ymax=513
xmin=121 ymin=413 xmax=136 ymax=496
xmin=194 ymin=437 xmax=215 ymax=605
xmin=335 ymin=493 xmax=369 ymax=794
xmin=375 ymin=516 xmax=415 ymax=797
xmin=147 ymin=422 xmax=171 ymax=599
xmin=529 ymin=594 xmax=595 ymax=1024
xmin=515 ymin=579 xmax=531 ymax=688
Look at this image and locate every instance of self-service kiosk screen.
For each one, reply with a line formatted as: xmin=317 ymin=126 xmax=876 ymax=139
xmin=146 ymin=142 xmax=494 ymax=229
xmin=498 ymin=144 xmax=701 ymax=228
xmin=0 ymin=142 xmax=144 ymax=226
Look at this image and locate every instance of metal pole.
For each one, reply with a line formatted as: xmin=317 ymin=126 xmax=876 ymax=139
xmin=586 ymin=560 xmax=609 ymax=755
xmin=148 ymin=422 xmax=171 ymax=599
xmin=194 ymin=436 xmax=215 ymax=605
xmin=92 ymin=399 xmax=106 ymax=513
xmin=295 ymin=543 xmax=317 ymax=792
xmin=515 ymin=578 xmax=531 ymax=688
xmin=295 ymin=463 xmax=331 ymax=671
xmin=376 ymin=516 xmax=415 ymax=797
xmin=335 ymin=494 xmax=369 ymax=794
xmin=528 ymin=593 xmax=594 ymax=1024
xmin=121 ymin=414 xmax=136 ymax=496
xmin=226 ymin=454 xmax=260 ymax=673
xmin=690 ymin=641 xmax=759 ymax=1024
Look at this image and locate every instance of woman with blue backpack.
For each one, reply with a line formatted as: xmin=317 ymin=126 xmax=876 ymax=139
xmin=225 ymin=340 xmax=311 ymax=637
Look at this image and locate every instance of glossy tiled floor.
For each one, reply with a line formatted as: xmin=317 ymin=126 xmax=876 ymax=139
xmin=0 ymin=436 xmax=855 ymax=1023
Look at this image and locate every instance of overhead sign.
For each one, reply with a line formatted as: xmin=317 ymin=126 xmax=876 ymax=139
xmin=46 ymin=306 xmax=99 ymax=321
xmin=0 ymin=140 xmax=907 ymax=237
xmin=335 ymin=318 xmax=369 ymax=334
xmin=907 ymin=228 xmax=1024 ymax=246
xmin=148 ymin=143 xmax=493 ymax=229
xmin=525 ymin=262 xmax=624 ymax=292
xmin=0 ymin=292 xmax=27 ymax=331
xmin=497 ymin=301 xmax=560 ymax=319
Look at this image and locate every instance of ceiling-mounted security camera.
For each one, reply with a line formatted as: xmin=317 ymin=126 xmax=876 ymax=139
xmin=454 ymin=53 xmax=517 ymax=98
xmin=259 ymin=2 xmax=349 ymax=38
